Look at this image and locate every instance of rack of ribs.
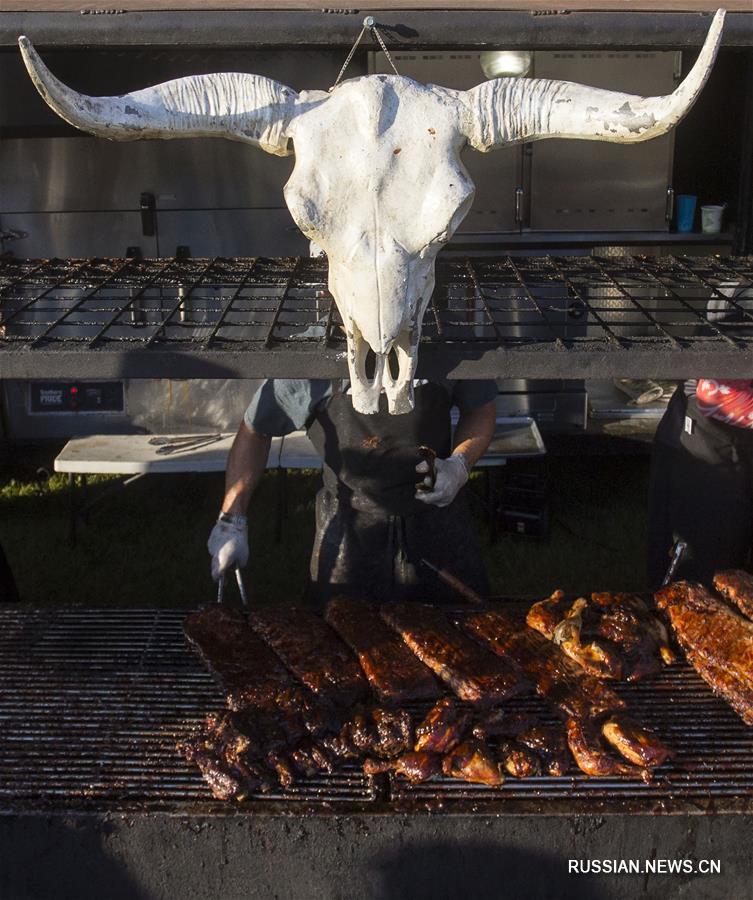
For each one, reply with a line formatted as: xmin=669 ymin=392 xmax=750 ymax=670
xmin=249 ymin=607 xmax=368 ymax=708
xmin=460 ymin=609 xmax=624 ymax=719
xmin=325 ymin=596 xmax=440 ymax=704
xmin=183 ymin=605 xmax=294 ymax=710
xmin=380 ymin=601 xmax=528 ymax=703
xmin=656 ymin=581 xmax=753 ymax=725
xmin=713 ymin=570 xmax=753 ymax=621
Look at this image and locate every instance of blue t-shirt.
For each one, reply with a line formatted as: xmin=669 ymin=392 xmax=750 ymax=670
xmin=244 ymin=379 xmax=498 ymax=437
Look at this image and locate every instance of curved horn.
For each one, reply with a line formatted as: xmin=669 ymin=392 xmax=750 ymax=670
xmin=462 ymin=8 xmax=724 ymax=152
xmin=18 ymin=36 xmax=298 ymax=156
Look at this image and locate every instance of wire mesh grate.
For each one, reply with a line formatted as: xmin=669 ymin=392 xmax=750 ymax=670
xmin=2 ymin=255 xmax=753 ymax=354
xmin=1 ymin=606 xmax=752 ymax=815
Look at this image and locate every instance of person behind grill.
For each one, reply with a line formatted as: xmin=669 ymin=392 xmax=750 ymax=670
xmin=647 ymin=286 xmax=753 ymax=587
xmin=208 ymin=378 xmax=497 ymax=604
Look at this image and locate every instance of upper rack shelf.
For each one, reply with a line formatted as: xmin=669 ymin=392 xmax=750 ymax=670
xmin=1 ymin=254 xmax=752 ymax=381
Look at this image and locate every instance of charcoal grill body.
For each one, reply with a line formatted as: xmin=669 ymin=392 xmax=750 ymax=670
xmin=1 ymin=606 xmax=752 ymax=900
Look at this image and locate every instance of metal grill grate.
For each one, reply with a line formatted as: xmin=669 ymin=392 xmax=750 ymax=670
xmin=2 ymin=255 xmax=753 ymax=380
xmin=392 ymin=671 xmax=753 ymax=813
xmin=0 ymin=607 xmax=752 ymax=815
xmin=0 ymin=609 xmax=377 ymax=813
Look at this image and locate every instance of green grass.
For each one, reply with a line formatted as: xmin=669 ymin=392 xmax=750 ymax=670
xmin=0 ymin=455 xmax=650 ymax=608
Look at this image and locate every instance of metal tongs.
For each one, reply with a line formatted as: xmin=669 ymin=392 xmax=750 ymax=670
xmin=149 ymin=433 xmax=223 ymax=455
xmin=217 ymin=565 xmax=249 ymax=610
xmin=662 ymin=540 xmax=688 ymax=587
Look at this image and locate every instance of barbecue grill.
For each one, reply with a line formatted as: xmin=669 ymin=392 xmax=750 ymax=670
xmin=2 ymin=6 xmax=753 ymax=896
xmin=1 ymin=603 xmax=751 ymax=899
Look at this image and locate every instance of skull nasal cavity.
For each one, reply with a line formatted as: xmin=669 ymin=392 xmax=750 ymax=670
xmin=364 ymin=348 xmax=377 ymax=380
xmin=387 ymin=346 xmax=400 ymax=380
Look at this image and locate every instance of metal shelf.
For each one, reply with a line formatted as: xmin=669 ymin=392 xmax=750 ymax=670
xmin=3 ymin=9 xmax=753 ymax=50
xmin=1 ymin=254 xmax=752 ymax=381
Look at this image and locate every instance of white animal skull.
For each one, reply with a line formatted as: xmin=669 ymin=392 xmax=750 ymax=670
xmin=19 ymin=10 xmax=724 ymax=414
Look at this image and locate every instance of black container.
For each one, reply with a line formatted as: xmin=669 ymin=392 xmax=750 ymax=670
xmin=498 ymin=473 xmax=549 ymax=538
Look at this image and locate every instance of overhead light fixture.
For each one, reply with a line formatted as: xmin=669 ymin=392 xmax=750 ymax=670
xmin=479 ymin=50 xmax=533 ymax=79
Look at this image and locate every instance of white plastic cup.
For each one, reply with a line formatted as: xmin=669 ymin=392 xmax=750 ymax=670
xmin=701 ymin=204 xmax=725 ymax=234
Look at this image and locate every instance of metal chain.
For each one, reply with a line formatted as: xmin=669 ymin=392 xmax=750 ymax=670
xmin=330 ymin=16 xmax=399 ymax=91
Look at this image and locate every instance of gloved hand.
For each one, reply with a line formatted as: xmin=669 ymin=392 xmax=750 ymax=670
xmin=415 ymin=452 xmax=469 ymax=508
xmin=208 ymin=513 xmax=249 ymax=582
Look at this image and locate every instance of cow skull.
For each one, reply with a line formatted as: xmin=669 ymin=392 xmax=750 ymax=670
xmin=19 ymin=10 xmax=724 ymax=413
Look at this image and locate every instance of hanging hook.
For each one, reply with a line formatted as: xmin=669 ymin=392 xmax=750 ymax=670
xmin=330 ymin=16 xmax=400 ymax=91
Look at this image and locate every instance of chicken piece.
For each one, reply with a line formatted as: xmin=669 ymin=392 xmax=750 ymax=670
xmin=565 ymin=717 xmax=648 ymax=781
xmin=342 ymin=707 xmax=414 ymax=759
xmin=591 ymin=592 xmax=676 ymax=667
xmin=526 ymin=590 xmax=572 ymax=639
xmin=552 ymin=597 xmax=624 ymax=680
xmin=714 ymin=569 xmax=753 ymax=621
xmin=499 ymin=741 xmax=542 ymax=778
xmin=415 ymin=697 xmax=470 ymax=754
xmin=442 ymin=740 xmax=505 ymax=786
xmin=601 ymin=713 xmax=672 ymax=768
xmin=290 ymin=740 xmax=334 ymax=777
xmin=516 ymin=725 xmax=570 ymax=777
xmin=471 ymin=709 xmax=535 ymax=742
xmin=363 ymin=751 xmax=442 ymax=783
xmin=187 ymin=747 xmax=248 ymax=801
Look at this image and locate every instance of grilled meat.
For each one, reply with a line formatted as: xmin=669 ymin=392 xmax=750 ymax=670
xmin=551 ymin=597 xmax=624 ymax=680
xmin=600 ymin=713 xmax=672 ymax=768
xmin=442 ymin=739 xmax=505 ymax=786
xmin=183 ymin=746 xmax=248 ymax=802
xmin=460 ymin=609 xmax=624 ymax=719
xmin=325 ymin=596 xmax=440 ymax=704
xmin=565 ymin=717 xmax=648 ymax=781
xmin=526 ymin=590 xmax=571 ymax=640
xmin=656 ymin=581 xmax=753 ymax=725
xmin=714 ymin=570 xmax=753 ymax=621
xmin=381 ymin=602 xmax=528 ymax=703
xmin=471 ymin=709 xmax=534 ymax=741
xmin=528 ymin=591 xmax=673 ymax=680
xmin=591 ymin=591 xmax=675 ymax=669
xmin=339 ymin=707 xmax=414 ymax=759
xmin=414 ymin=697 xmax=470 ymax=754
xmin=468 ymin=709 xmax=571 ymax=777
xmin=516 ymin=725 xmax=570 ymax=777
xmin=249 ymin=607 xmax=368 ymax=707
xmin=499 ymin=741 xmax=542 ymax=778
xmin=364 ymin=751 xmax=442 ymax=783
xmin=183 ymin=605 xmax=293 ymax=710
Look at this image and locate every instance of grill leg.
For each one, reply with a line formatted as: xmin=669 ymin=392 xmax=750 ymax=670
xmin=68 ymin=473 xmax=78 ymax=547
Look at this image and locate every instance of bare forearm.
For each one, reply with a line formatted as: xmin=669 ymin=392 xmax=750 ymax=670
xmin=221 ymin=423 xmax=271 ymax=516
xmin=452 ymin=401 xmax=496 ymax=468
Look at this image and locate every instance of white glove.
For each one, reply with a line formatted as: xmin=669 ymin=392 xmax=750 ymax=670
xmin=415 ymin=452 xmax=470 ymax=508
xmin=208 ymin=513 xmax=249 ymax=582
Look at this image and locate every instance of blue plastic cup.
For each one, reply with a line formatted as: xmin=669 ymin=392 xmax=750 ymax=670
xmin=676 ymin=194 xmax=697 ymax=233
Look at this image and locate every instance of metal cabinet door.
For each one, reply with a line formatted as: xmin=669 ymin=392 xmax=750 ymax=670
xmin=529 ymin=51 xmax=678 ymax=232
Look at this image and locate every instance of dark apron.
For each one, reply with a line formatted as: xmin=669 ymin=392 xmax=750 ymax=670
xmin=647 ymin=385 xmax=753 ymax=586
xmin=306 ymin=382 xmax=489 ymax=605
